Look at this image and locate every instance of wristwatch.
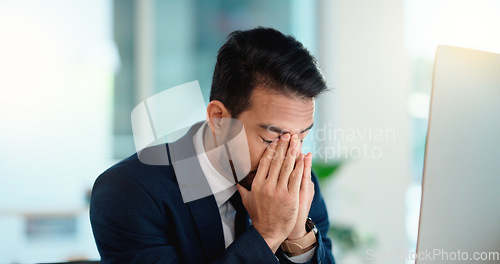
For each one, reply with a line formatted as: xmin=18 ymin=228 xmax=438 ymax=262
xmin=280 ymin=218 xmax=318 ymax=257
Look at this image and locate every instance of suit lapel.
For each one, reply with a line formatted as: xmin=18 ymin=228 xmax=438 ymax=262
xmin=167 ymin=122 xmax=226 ymax=261
xmin=187 ymin=196 xmax=225 ymax=261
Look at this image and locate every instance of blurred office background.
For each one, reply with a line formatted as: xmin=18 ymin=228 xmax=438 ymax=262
xmin=1 ymin=0 xmax=499 ymax=263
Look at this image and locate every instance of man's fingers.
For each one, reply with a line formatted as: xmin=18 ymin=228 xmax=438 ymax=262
xmin=253 ymin=138 xmax=278 ymax=186
xmin=266 ymin=133 xmax=290 ymax=185
xmin=289 ymin=153 xmax=305 ymax=194
xmin=278 ymin=134 xmax=300 ymax=189
xmin=301 ymin=153 xmax=313 ymax=191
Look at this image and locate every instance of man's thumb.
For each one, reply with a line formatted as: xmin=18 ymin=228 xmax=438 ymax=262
xmin=236 ymin=183 xmax=249 ymax=200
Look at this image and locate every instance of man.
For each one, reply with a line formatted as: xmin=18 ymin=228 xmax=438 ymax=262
xmin=90 ymin=27 xmax=335 ymax=264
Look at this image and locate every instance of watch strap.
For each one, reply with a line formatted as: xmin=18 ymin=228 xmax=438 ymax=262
xmin=280 ymin=229 xmax=318 ymax=257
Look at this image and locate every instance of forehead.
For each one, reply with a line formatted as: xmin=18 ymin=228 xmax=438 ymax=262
xmin=245 ymin=86 xmax=315 ymax=133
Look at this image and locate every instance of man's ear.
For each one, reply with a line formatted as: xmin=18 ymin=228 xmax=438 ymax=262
xmin=206 ymin=100 xmax=231 ymax=134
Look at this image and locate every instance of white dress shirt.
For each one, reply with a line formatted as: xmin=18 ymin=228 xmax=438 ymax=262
xmin=193 ymin=122 xmax=316 ymax=262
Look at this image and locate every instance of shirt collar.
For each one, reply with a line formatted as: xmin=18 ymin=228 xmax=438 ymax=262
xmin=193 ymin=122 xmax=237 ymax=207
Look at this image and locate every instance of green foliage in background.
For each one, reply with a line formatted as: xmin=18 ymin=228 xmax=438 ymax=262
xmin=312 ymin=161 xmax=342 ymax=182
xmin=312 ymin=160 xmax=376 ymax=257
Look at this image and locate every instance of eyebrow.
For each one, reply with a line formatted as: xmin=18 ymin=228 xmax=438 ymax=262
xmin=258 ymin=123 xmax=314 ymax=135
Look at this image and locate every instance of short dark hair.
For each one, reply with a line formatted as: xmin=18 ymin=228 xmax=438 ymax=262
xmin=210 ymin=27 xmax=327 ymax=118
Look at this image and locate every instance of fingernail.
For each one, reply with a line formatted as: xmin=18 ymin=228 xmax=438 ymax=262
xmin=292 ymin=134 xmax=298 ymax=140
xmin=281 ymin=133 xmax=290 ymax=140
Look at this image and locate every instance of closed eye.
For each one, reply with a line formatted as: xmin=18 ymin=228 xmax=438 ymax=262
xmin=260 ymin=136 xmax=303 ymax=144
xmin=260 ymin=137 xmax=274 ymax=145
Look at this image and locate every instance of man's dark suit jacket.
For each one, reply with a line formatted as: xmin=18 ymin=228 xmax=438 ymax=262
xmin=90 ymin=123 xmax=335 ymax=264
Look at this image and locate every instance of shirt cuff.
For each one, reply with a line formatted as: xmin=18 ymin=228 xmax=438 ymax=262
xmin=284 ymin=245 xmax=317 ymax=263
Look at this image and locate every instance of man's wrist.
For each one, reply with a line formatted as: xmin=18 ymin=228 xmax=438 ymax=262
xmin=262 ymin=235 xmax=282 ymax=253
xmin=255 ymin=226 xmax=284 ymax=253
xmin=280 ymin=218 xmax=318 ymax=257
xmin=280 ymin=230 xmax=318 ymax=257
xmin=287 ymin=226 xmax=308 ymax=240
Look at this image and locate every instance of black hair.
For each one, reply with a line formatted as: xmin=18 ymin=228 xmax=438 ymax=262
xmin=210 ymin=27 xmax=327 ymax=118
